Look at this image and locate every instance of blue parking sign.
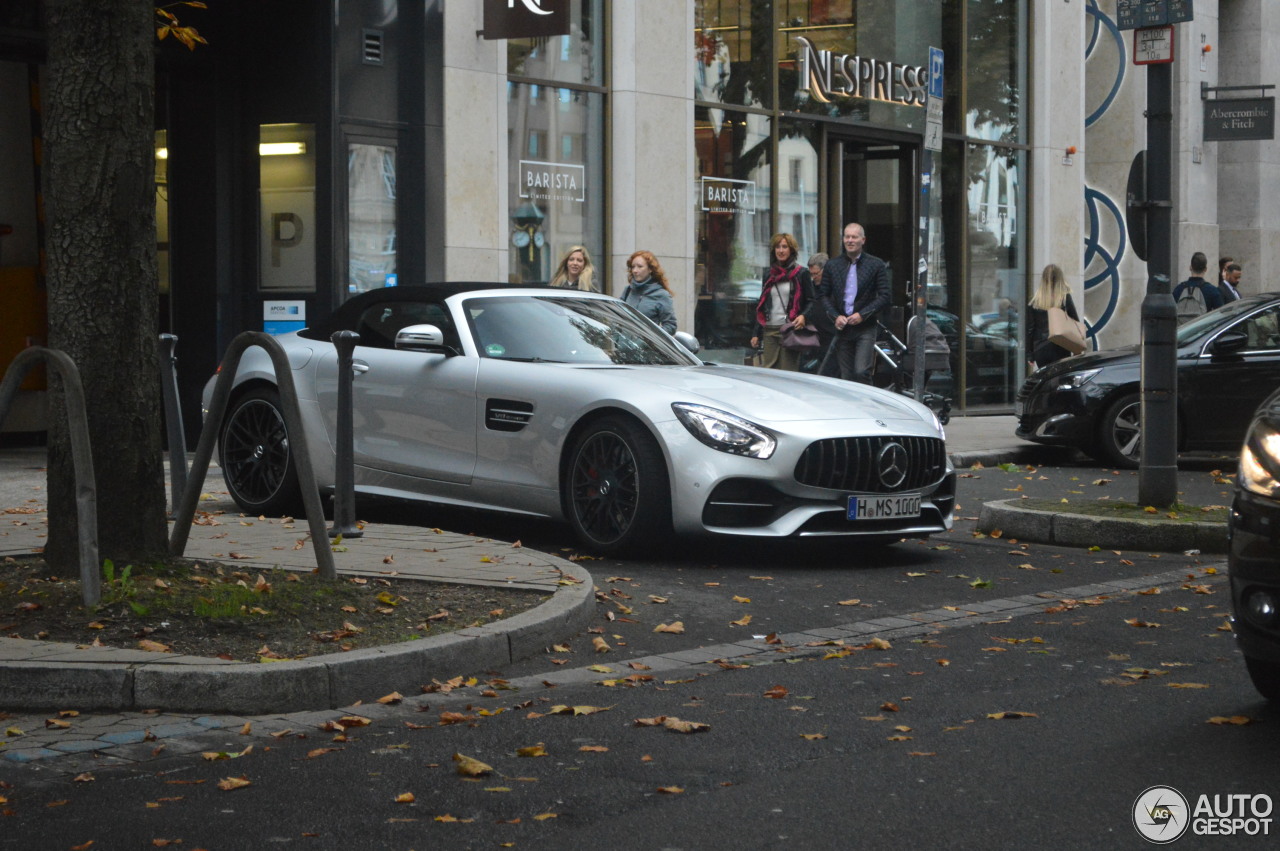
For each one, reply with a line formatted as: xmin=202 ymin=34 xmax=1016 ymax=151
xmin=929 ymin=46 xmax=944 ymax=99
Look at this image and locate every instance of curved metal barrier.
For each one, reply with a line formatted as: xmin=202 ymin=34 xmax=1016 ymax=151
xmin=0 ymin=347 xmax=101 ymax=605
xmin=169 ymin=331 xmax=337 ymax=580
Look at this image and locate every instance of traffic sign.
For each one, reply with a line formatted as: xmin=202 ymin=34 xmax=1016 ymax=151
xmin=1116 ymin=0 xmax=1193 ymax=32
xmin=925 ymin=46 xmax=943 ymax=152
xmin=1133 ymin=26 xmax=1174 ymax=65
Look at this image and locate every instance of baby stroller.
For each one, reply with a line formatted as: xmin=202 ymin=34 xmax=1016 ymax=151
xmin=871 ymin=316 xmax=953 ymax=425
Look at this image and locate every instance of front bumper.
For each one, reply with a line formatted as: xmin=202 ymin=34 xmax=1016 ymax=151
xmin=1229 ymin=488 xmax=1280 ymax=664
xmin=1014 ymin=379 xmax=1103 ymax=447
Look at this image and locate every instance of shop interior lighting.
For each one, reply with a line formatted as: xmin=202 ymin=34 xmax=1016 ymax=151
xmin=156 ymin=142 xmax=308 ymax=159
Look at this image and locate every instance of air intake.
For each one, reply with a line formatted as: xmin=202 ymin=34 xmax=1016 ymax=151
xmin=362 ymin=29 xmax=384 ymax=66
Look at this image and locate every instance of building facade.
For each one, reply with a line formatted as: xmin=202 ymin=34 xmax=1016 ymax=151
xmin=0 ymin=0 xmax=1277 ymax=437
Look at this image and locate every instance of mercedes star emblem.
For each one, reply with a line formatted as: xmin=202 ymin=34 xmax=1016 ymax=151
xmin=877 ymin=442 xmax=909 ymax=489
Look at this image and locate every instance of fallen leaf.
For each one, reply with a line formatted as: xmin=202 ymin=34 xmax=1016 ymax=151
xmin=377 ymin=692 xmax=404 ymax=705
xmin=986 ymin=711 xmax=1038 ymax=720
xmin=592 ymin=636 xmax=612 ymax=653
xmin=662 ymin=717 xmax=710 ymax=734
xmin=730 ymin=614 xmax=752 ymax=627
xmin=800 ymin=733 xmax=826 ymax=741
xmin=548 ymin=705 xmax=610 ymax=716
xmin=654 ymin=622 xmax=685 ymax=634
xmin=138 ymin=640 xmax=171 ymax=653
xmin=1167 ymin=683 xmax=1210 ymax=689
xmin=864 ymin=638 xmax=892 ymax=651
xmin=657 ymin=786 xmax=684 ymax=794
xmin=516 ymin=744 xmax=548 ymax=758
xmin=763 ymin=685 xmax=789 ymax=699
xmin=579 ymin=745 xmax=608 ymax=753
xmin=533 ymin=813 xmax=558 ymax=822
xmin=837 ymin=599 xmax=862 ymax=606
xmin=395 ymin=792 xmax=415 ymax=803
xmin=732 ymin=596 xmax=751 ymax=604
xmin=1207 ymin=715 xmax=1253 ymax=726
xmin=1125 ymin=619 xmax=1161 ymax=629
xmin=216 ymin=776 xmax=251 ymax=791
xmin=453 ymin=753 xmax=494 ymax=777
xmin=72 ymin=772 xmax=95 ymax=783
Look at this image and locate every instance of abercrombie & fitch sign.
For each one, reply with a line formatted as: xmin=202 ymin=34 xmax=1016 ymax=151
xmin=794 ymin=36 xmax=927 ymax=107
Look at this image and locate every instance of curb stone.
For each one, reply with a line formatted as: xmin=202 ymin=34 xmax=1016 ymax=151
xmin=0 ymin=562 xmax=595 ymax=715
xmin=977 ymin=498 xmax=1228 ymax=553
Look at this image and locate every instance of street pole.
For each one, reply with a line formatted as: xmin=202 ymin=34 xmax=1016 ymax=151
xmin=1138 ymin=60 xmax=1178 ymax=507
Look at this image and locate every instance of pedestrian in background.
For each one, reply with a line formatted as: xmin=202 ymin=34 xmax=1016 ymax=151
xmin=1173 ymin=251 xmax=1222 ymax=324
xmin=622 ymin=250 xmax=677 ymax=334
xmin=806 ymin=252 xmax=839 ymax=376
xmin=1025 ymin=263 xmax=1081 ymax=371
xmin=818 ymin=222 xmax=890 ymax=383
xmin=550 ymin=245 xmax=597 ymax=291
xmin=1219 ymin=262 xmax=1243 ymax=303
xmin=749 ymin=233 xmax=813 ymax=371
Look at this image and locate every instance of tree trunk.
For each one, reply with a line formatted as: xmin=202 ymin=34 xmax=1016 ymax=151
xmin=42 ymin=0 xmax=168 ymax=568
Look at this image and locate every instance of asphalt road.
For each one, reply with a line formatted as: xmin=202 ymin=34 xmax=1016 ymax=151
xmin=5 ymin=454 xmax=1277 ymax=849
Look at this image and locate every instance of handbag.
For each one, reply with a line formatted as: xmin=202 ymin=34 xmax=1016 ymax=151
xmin=1047 ymin=307 xmax=1087 ymax=355
xmin=780 ymin=320 xmax=820 ymax=352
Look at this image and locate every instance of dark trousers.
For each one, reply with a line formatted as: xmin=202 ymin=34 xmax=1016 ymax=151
xmin=834 ymin=322 xmax=878 ymax=383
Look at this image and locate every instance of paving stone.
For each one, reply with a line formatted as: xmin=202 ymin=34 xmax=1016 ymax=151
xmin=2 ymin=746 xmax=60 ymax=762
xmin=47 ymin=739 xmax=110 ymax=754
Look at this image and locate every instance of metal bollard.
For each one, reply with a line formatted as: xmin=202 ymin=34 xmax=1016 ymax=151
xmin=329 ymin=330 xmax=363 ymax=538
xmin=1139 ymin=273 xmax=1178 ymax=507
xmin=158 ymin=334 xmax=188 ymax=515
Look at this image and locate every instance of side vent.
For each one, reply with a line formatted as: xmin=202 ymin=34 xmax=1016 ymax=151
xmin=486 ymin=399 xmax=534 ymax=432
xmin=362 ymin=29 xmax=384 ymax=66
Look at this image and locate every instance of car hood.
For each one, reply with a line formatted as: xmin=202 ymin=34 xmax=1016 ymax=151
xmin=1039 ymin=345 xmax=1139 ymax=379
xmin=581 ymin=363 xmax=934 ymax=425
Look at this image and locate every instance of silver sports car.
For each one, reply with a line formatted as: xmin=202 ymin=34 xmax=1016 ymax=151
xmin=205 ymin=284 xmax=955 ymax=554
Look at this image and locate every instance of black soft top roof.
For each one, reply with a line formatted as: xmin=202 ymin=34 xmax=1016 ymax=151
xmin=312 ymin=282 xmax=549 ymax=337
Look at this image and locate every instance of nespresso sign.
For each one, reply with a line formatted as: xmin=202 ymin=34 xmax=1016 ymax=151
xmin=794 ymin=36 xmax=927 ymax=107
xmin=481 ymin=0 xmax=570 ymax=41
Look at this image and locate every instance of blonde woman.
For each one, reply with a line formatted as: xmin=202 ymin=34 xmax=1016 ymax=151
xmin=1026 ymin=263 xmax=1081 ymax=371
xmin=550 ymin=246 xmax=597 ymax=292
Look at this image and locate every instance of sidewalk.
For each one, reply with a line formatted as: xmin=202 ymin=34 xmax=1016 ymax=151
xmin=0 ymin=413 xmax=1042 ymax=716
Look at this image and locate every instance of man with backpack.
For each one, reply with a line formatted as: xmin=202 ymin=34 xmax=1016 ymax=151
xmin=1173 ymin=252 xmax=1222 ymax=325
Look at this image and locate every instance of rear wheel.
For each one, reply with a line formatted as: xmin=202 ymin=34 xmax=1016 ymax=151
xmin=219 ymin=386 xmax=302 ymax=516
xmin=1245 ymin=656 xmax=1280 ymax=701
xmin=566 ymin=416 xmax=670 ymax=555
xmin=1097 ymin=392 xmax=1142 ymax=469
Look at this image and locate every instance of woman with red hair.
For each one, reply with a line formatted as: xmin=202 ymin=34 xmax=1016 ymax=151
xmin=622 ymin=250 xmax=677 ymax=334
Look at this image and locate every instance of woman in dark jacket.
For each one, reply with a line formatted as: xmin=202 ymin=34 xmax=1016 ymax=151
xmin=1025 ymin=263 xmax=1082 ymax=371
xmin=749 ymin=233 xmax=814 ymax=371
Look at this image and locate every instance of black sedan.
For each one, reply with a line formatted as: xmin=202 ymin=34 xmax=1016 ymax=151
xmin=1016 ymin=293 xmax=1280 ymax=468
xmin=1230 ymin=386 xmax=1280 ymax=700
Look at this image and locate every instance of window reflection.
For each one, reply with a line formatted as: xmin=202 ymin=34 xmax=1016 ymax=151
xmin=348 ymin=143 xmax=397 ymax=294
xmin=693 ymin=106 xmax=772 ymax=361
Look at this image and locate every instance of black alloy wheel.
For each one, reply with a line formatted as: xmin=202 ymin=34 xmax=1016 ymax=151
xmin=566 ymin=416 xmax=669 ymax=555
xmin=220 ymin=386 xmax=302 ymax=516
xmin=1098 ymin=392 xmax=1142 ymax=469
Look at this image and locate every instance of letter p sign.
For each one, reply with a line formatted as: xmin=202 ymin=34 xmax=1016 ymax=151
xmin=271 ymin=212 xmax=303 ymax=267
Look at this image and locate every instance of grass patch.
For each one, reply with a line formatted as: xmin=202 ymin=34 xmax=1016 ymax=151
xmin=1018 ymin=498 xmax=1229 ymax=523
xmin=0 ymin=556 xmax=546 ymax=662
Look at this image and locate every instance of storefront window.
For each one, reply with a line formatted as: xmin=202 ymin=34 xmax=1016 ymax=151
xmin=507 ymin=0 xmax=603 ymax=87
xmin=258 ymin=123 xmax=316 ymax=293
xmin=506 ymin=83 xmax=604 ymax=286
xmin=693 ymin=106 xmax=772 ymax=361
xmin=695 ymin=0 xmax=770 ymax=109
xmin=965 ymin=0 xmax=1024 ymax=143
xmin=777 ymin=119 xmax=821 ymax=260
xmin=963 ymin=143 xmax=1024 ymax=408
xmin=347 ymin=142 xmax=397 ymax=294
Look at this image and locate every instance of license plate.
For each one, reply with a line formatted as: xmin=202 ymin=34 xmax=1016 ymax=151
xmin=848 ymin=494 xmax=921 ymax=521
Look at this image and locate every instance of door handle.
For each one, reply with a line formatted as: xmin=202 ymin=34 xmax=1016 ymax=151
xmin=351 ymin=360 xmax=370 ymax=375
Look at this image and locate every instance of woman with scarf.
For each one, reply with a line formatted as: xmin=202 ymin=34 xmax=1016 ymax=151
xmin=750 ymin=233 xmax=814 ymax=371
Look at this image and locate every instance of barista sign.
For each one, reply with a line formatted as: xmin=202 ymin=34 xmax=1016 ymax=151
xmin=700 ymin=178 xmax=756 ymax=214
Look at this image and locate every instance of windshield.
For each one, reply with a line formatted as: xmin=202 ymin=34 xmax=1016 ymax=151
xmin=1177 ymin=298 xmax=1264 ymax=344
xmin=463 ymin=295 xmax=701 ymax=366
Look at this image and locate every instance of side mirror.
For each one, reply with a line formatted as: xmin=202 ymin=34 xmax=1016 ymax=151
xmin=395 ymin=324 xmax=449 ymax=353
xmin=1209 ymin=329 xmax=1248 ymax=356
xmin=673 ymin=330 xmax=701 ymax=354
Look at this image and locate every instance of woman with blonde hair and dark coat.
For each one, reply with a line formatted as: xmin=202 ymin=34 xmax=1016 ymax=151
xmin=1025 ymin=263 xmax=1081 ymax=371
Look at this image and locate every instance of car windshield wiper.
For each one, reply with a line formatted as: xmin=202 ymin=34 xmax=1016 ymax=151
xmin=498 ymin=356 xmax=567 ymax=363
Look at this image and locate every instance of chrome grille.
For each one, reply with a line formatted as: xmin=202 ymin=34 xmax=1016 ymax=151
xmin=794 ymin=436 xmax=946 ymax=493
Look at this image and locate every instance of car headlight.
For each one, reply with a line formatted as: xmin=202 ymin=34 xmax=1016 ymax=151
xmin=1239 ymin=419 xmax=1280 ymax=498
xmin=1055 ymin=368 xmax=1101 ymax=389
xmin=672 ymin=403 xmax=776 ymax=459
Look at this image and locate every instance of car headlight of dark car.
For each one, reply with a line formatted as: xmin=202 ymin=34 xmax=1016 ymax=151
xmin=672 ymin=403 xmax=777 ymax=459
xmin=1051 ymin=367 xmax=1101 ymax=389
xmin=1239 ymin=418 xmax=1280 ymax=499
